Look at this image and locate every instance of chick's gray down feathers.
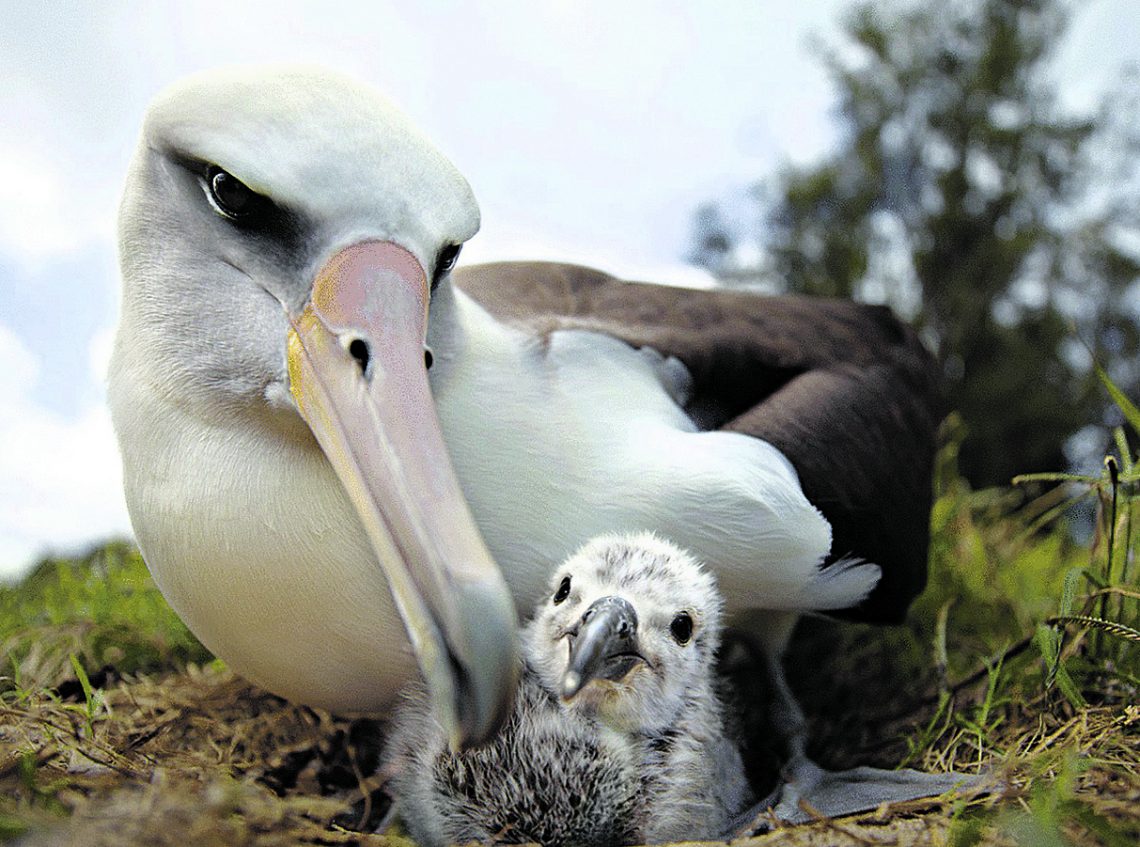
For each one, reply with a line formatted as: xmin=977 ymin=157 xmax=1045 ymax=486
xmin=383 ymin=533 xmax=750 ymax=846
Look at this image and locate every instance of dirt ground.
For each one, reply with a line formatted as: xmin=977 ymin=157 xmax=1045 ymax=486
xmin=2 ymin=648 xmax=1136 ymax=847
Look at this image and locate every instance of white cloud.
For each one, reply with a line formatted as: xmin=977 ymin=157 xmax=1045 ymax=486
xmin=0 ymin=321 xmax=39 ymax=394
xmin=0 ymin=324 xmax=132 ymax=580
xmin=0 ymin=77 xmax=122 ymax=271
xmin=88 ymin=325 xmax=117 ymax=385
xmin=0 ymin=141 xmax=87 ymax=263
xmin=463 ymin=223 xmax=717 ymax=290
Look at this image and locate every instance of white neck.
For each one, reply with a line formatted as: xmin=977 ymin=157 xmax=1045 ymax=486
xmin=109 ymin=339 xmax=417 ymax=714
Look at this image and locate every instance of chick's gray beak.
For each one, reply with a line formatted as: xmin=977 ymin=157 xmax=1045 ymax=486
xmin=561 ymin=595 xmax=642 ymax=700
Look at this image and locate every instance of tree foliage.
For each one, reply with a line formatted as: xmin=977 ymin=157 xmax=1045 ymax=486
xmin=691 ymin=0 xmax=1140 ymax=487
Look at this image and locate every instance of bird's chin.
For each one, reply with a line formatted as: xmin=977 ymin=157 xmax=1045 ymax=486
xmin=560 ymin=660 xmax=648 ymax=723
xmin=562 ymin=681 xmax=616 ymax=715
xmin=566 ymin=682 xmax=649 ymax=732
xmin=263 ymin=380 xmax=296 ymax=413
xmin=261 ymin=380 xmax=316 ymax=440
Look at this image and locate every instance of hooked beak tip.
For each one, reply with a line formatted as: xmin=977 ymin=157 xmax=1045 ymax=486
xmin=560 ymin=670 xmax=582 ymax=700
xmin=446 ymin=578 xmax=520 ymax=749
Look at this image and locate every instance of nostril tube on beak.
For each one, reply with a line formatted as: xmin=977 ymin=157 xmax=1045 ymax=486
xmin=347 ymin=337 xmax=371 ymax=376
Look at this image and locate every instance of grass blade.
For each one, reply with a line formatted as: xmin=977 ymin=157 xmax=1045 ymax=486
xmin=1059 ymin=567 xmax=1083 ymax=617
xmin=934 ymin=601 xmax=951 ymax=686
xmin=1034 ymin=624 xmax=1087 ymax=709
xmin=1011 ymin=472 xmax=1100 ymax=485
xmin=1046 ymin=615 xmax=1140 ymax=644
xmin=1102 ymin=458 xmax=1119 ymax=636
xmin=1094 ymin=360 xmax=1140 ymax=437
xmin=1112 ymin=427 xmax=1134 ymax=475
xmin=1016 ymin=491 xmax=1100 ymax=542
xmin=1087 ymin=587 xmax=1140 ymax=603
xmin=67 ymin=654 xmax=100 ymax=736
xmin=68 ymin=654 xmax=94 ymax=708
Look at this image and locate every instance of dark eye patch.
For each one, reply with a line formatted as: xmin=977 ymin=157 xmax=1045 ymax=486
xmin=171 ymin=156 xmax=300 ymax=243
xmin=553 ymin=575 xmax=571 ymax=605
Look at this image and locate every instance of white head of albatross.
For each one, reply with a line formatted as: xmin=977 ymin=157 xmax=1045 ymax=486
xmin=109 ymin=65 xmax=515 ymax=746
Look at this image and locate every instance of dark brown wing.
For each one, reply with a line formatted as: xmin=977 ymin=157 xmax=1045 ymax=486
xmin=453 ymin=261 xmax=944 ymax=624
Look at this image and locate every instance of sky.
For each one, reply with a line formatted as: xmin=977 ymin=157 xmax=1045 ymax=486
xmin=1 ymin=0 xmax=1138 ymax=580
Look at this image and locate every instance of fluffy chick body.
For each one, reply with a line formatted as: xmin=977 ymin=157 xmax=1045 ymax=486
xmin=384 ymin=533 xmax=749 ymax=846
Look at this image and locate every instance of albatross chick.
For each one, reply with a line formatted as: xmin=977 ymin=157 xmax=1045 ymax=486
xmin=384 ymin=533 xmax=750 ymax=847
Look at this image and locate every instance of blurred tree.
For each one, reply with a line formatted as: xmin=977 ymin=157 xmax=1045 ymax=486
xmin=690 ymin=0 xmax=1140 ymax=487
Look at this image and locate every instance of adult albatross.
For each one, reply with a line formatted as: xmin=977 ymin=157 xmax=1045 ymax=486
xmin=109 ymin=66 xmax=940 ymax=769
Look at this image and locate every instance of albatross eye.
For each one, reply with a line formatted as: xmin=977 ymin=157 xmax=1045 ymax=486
xmin=431 ymin=244 xmax=462 ymax=291
xmin=206 ymin=165 xmax=261 ymax=219
xmin=438 ymin=244 xmax=462 ymax=274
xmin=670 ymin=612 xmax=693 ymax=644
xmin=553 ymin=576 xmax=571 ymax=605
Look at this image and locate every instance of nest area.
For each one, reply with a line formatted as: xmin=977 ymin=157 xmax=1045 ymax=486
xmin=2 ymin=627 xmax=1136 ymax=847
xmin=1 ymin=664 xmax=400 ymax=847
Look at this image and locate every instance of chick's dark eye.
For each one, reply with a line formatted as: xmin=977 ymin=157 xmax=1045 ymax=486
xmin=553 ymin=575 xmax=571 ymax=605
xmin=670 ymin=612 xmax=693 ymax=644
xmin=207 ymin=166 xmax=259 ymax=218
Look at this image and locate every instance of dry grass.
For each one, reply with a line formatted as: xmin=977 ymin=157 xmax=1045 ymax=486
xmin=1 ymin=663 xmax=408 ymax=846
xmin=1 ymin=629 xmax=1136 ymax=847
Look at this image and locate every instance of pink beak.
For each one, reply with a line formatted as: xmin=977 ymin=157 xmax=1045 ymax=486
xmin=287 ymin=241 xmax=516 ymax=748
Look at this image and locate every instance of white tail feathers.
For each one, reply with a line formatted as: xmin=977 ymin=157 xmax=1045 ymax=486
xmin=794 ymin=558 xmax=882 ymax=611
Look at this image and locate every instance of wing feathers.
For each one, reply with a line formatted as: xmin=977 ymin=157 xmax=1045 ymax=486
xmin=454 ymin=262 xmax=942 ymax=623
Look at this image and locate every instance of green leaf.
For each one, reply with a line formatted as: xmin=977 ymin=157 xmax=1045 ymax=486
xmin=1034 ymin=624 xmax=1087 ymax=709
xmin=1113 ymin=427 xmax=1134 ymax=475
xmin=1094 ymin=361 xmax=1140 ymax=437
xmin=1059 ymin=567 xmax=1084 ymax=617
xmin=1011 ymin=472 xmax=1099 ymax=485
xmin=68 ymin=654 xmax=94 ymax=709
xmin=67 ymin=653 xmax=100 ymax=734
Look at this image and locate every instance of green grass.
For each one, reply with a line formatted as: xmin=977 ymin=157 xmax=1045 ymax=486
xmin=776 ymin=390 xmax=1137 ymax=844
xmin=892 ymin=398 xmax=1138 ymax=844
xmin=0 ymin=541 xmax=213 ymax=698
